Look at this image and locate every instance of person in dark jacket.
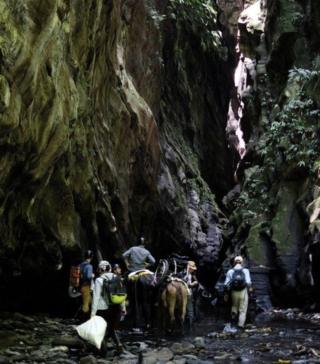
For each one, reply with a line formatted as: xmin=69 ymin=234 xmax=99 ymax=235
xmin=79 ymin=250 xmax=94 ymax=320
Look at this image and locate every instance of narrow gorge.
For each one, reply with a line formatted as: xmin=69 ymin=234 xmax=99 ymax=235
xmin=0 ymin=0 xmax=319 ymax=320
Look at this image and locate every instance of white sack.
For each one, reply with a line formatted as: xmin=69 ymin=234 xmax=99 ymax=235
xmin=75 ymin=316 xmax=107 ymax=349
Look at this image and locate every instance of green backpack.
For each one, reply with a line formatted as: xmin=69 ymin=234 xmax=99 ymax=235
xmin=103 ymin=275 xmax=127 ymax=305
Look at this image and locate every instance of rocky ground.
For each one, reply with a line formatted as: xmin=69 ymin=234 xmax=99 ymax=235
xmin=1 ymin=310 xmax=320 ymax=364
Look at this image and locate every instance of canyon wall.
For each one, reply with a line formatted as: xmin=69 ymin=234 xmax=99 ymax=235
xmin=225 ymin=0 xmax=320 ymax=309
xmin=1 ymin=0 xmax=319 ymax=312
xmin=0 ymin=0 xmax=234 ymax=311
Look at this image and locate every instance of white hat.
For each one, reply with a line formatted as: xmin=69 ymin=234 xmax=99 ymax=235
xmin=234 ymin=256 xmax=243 ymax=264
xmin=98 ymin=260 xmax=110 ymax=270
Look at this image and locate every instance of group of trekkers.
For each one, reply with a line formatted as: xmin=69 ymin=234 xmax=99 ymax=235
xmin=75 ymin=237 xmax=252 ymax=355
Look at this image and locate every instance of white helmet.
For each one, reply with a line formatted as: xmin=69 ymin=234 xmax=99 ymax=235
xmin=98 ymin=260 xmax=111 ymax=270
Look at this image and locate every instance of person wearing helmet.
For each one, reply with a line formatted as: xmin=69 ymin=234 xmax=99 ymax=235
xmin=224 ymin=255 xmax=253 ymax=329
xmin=91 ymin=260 xmax=126 ymax=355
xmin=183 ymin=261 xmax=199 ymax=329
xmin=79 ymin=250 xmax=94 ymax=320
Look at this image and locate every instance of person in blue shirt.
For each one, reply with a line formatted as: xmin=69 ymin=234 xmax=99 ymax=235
xmin=79 ymin=250 xmax=94 ymax=320
xmin=122 ymin=237 xmax=155 ymax=272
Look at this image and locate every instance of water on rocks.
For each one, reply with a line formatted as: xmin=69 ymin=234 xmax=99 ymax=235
xmin=1 ymin=309 xmax=320 ymax=363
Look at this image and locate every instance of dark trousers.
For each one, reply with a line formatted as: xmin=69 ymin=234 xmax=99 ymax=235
xmin=97 ymin=305 xmax=121 ymax=347
xmin=186 ymin=294 xmax=195 ymax=326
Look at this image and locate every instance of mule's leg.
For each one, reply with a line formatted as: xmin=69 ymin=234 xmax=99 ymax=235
xmin=181 ymin=286 xmax=187 ymax=323
xmin=174 ymin=284 xmax=187 ymax=334
xmin=159 ymin=289 xmax=167 ymax=333
xmin=167 ymin=284 xmax=177 ymax=332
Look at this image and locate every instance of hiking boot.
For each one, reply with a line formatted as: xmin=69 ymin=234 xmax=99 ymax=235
xmin=231 ymin=312 xmax=237 ymax=326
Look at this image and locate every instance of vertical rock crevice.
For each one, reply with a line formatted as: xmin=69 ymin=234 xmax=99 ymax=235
xmin=223 ymin=0 xmax=320 ymax=309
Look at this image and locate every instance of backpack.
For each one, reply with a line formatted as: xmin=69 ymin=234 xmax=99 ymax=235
xmin=69 ymin=265 xmax=81 ymax=288
xmin=103 ymin=275 xmax=127 ymax=305
xmin=230 ymin=268 xmax=247 ymax=291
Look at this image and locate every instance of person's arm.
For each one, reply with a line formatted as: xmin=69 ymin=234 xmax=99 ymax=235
xmin=91 ymin=278 xmax=102 ymax=317
xmin=224 ymin=269 xmax=233 ymax=288
xmin=146 ymin=252 xmax=156 ymax=266
xmin=190 ymin=274 xmax=198 ymax=287
xmin=244 ymin=269 xmax=253 ymax=293
xmin=122 ymin=248 xmax=131 ymax=269
xmin=120 ymin=301 xmax=126 ymax=314
xmin=223 ymin=270 xmax=232 ymax=302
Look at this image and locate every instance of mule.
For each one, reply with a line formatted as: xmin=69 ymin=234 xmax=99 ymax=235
xmin=127 ymin=271 xmax=156 ymax=329
xmin=159 ymin=278 xmax=188 ymax=333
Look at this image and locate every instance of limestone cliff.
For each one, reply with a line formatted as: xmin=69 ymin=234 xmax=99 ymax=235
xmin=0 ymin=0 xmax=234 ymax=311
xmin=2 ymin=0 xmax=318 ymax=313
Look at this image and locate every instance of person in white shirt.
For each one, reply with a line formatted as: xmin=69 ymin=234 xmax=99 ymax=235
xmin=224 ymin=256 xmax=253 ymax=329
xmin=91 ymin=260 xmax=126 ymax=354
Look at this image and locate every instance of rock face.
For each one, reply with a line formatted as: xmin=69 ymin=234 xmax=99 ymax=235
xmin=0 ymin=1 xmax=234 ymax=311
xmin=224 ymin=0 xmax=320 ymax=308
xmin=1 ymin=0 xmax=319 ymax=312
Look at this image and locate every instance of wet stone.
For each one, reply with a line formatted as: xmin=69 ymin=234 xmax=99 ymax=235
xmin=171 ymin=359 xmax=186 ymax=364
xmin=80 ymin=355 xmax=97 ymax=364
xmin=157 ymin=347 xmax=173 ymax=361
xmin=118 ymin=350 xmax=137 ymax=360
xmin=181 ymin=354 xmax=198 ymax=361
xmin=170 ymin=342 xmax=195 ymax=355
xmin=193 ymin=337 xmax=205 ymax=349
xmin=115 ymin=359 xmax=138 ymax=364
xmin=12 ymin=313 xmax=35 ymax=323
xmin=47 ymin=351 xmax=69 ymax=360
xmin=0 ymin=356 xmax=9 ymax=364
xmin=141 ymin=350 xmax=158 ymax=364
xmin=97 ymin=360 xmax=112 ymax=364
xmin=52 ymin=336 xmax=85 ymax=349
xmin=49 ymin=346 xmax=69 ymax=353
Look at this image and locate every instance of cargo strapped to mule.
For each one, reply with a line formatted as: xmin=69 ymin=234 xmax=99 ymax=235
xmin=128 ymin=269 xmax=154 ymax=281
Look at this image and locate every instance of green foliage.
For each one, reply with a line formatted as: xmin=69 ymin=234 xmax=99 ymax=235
xmin=169 ymin=0 xmax=223 ymax=54
xmin=232 ymin=67 xmax=320 ymax=223
xmin=258 ymin=67 xmax=320 ymax=169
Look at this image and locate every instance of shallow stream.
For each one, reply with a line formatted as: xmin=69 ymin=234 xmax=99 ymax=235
xmin=1 ymin=309 xmax=320 ymax=363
